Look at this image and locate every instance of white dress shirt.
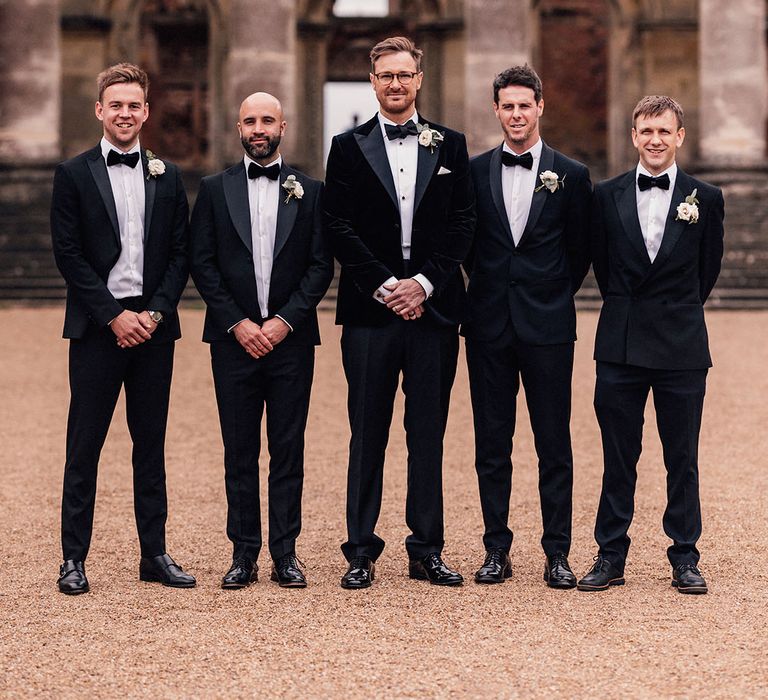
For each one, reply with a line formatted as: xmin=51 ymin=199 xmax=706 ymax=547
xmin=636 ymin=162 xmax=677 ymax=262
xmin=102 ymin=137 xmax=145 ymax=298
xmin=374 ymin=111 xmax=433 ymax=302
xmin=245 ymin=154 xmax=281 ymax=319
xmin=502 ymin=139 xmax=542 ymax=246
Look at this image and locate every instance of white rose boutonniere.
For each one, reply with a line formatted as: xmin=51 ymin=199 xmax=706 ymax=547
xmin=282 ymin=174 xmax=304 ymax=204
xmin=416 ymin=123 xmax=444 ymax=153
xmin=676 ymin=189 xmax=699 ymax=224
xmin=145 ymin=149 xmax=166 ymax=179
xmin=535 ymin=170 xmax=566 ymax=193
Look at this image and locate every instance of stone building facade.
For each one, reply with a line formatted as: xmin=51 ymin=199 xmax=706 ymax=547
xmin=0 ymin=0 xmax=766 ymax=305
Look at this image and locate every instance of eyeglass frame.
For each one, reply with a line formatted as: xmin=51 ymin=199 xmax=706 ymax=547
xmin=372 ymin=71 xmax=421 ymax=86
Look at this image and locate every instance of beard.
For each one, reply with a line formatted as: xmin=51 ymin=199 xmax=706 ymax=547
xmin=241 ymin=133 xmax=280 ymax=161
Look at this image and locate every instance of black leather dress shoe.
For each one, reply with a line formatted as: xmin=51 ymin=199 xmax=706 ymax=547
xmin=139 ymin=553 xmax=196 ymax=588
xmin=474 ymin=548 xmax=512 ymax=584
xmin=340 ymin=556 xmax=374 ymax=589
xmin=577 ymin=555 xmax=625 ymax=591
xmin=672 ymin=563 xmax=708 ymax=594
xmin=544 ymin=552 xmax=577 ymax=589
xmin=271 ymin=554 xmax=307 ymax=588
xmin=58 ymin=560 xmax=89 ymax=595
xmin=222 ymin=558 xmax=258 ymax=589
xmin=409 ymin=552 xmax=463 ymax=586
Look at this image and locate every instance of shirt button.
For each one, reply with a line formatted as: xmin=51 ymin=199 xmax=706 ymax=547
xmin=401 ymin=195 xmax=406 ymax=200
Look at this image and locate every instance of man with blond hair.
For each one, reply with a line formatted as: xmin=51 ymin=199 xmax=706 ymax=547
xmin=51 ymin=63 xmax=194 ymax=594
xmin=325 ymin=36 xmax=475 ymax=589
xmin=578 ymin=95 xmax=724 ymax=594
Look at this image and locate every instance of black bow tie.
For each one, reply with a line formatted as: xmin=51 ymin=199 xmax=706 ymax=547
xmin=501 ymin=151 xmax=534 ymax=169
xmin=385 ymin=122 xmax=419 ymax=140
xmin=107 ymin=150 xmax=140 ymax=168
xmin=248 ymin=162 xmax=280 ymax=180
xmin=637 ymin=173 xmax=670 ymax=191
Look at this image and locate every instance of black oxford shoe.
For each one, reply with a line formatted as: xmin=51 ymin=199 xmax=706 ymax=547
xmin=340 ymin=556 xmax=374 ymax=589
xmin=409 ymin=552 xmax=463 ymax=586
xmin=577 ymin=555 xmax=625 ymax=591
xmin=222 ymin=558 xmax=258 ymax=589
xmin=672 ymin=563 xmax=708 ymax=594
xmin=544 ymin=552 xmax=577 ymax=589
xmin=271 ymin=554 xmax=307 ymax=588
xmin=58 ymin=560 xmax=89 ymax=595
xmin=474 ymin=548 xmax=512 ymax=584
xmin=139 ymin=553 xmax=196 ymax=588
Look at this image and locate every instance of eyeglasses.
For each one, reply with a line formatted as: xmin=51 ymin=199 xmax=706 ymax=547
xmin=373 ymin=72 xmax=419 ymax=86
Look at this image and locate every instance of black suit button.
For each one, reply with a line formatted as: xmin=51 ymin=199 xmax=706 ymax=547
xmin=509 ymin=281 xmax=518 ymax=287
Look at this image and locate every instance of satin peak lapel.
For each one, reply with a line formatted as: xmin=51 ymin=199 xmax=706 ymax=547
xmin=614 ymin=173 xmax=651 ymax=265
xmin=223 ymin=163 xmax=253 ymax=254
xmin=142 ymin=151 xmax=156 ymax=242
xmin=274 ymin=167 xmax=300 ymax=260
xmin=87 ymin=151 xmax=120 ymax=247
xmin=517 ymin=144 xmax=555 ymax=247
xmin=354 ymin=125 xmax=398 ymax=210
xmin=414 ymin=129 xmax=440 ymax=212
xmin=650 ymin=170 xmax=691 ymax=272
xmin=489 ymin=146 xmax=513 ymax=241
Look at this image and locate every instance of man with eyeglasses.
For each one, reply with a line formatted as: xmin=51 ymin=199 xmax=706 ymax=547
xmin=324 ymin=36 xmax=475 ymax=589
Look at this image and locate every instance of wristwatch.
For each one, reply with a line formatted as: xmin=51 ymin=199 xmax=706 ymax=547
xmin=148 ymin=310 xmax=164 ymax=323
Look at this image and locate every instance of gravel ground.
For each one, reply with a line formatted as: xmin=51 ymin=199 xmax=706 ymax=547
xmin=1 ymin=307 xmax=766 ymax=699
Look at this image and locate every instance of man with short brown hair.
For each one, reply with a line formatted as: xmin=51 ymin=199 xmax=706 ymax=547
xmin=325 ymin=36 xmax=475 ymax=589
xmin=578 ymin=95 xmax=724 ymax=594
xmin=51 ymin=62 xmax=194 ymax=594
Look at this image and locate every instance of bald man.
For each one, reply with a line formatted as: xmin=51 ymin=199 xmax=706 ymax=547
xmin=190 ymin=93 xmax=333 ymax=589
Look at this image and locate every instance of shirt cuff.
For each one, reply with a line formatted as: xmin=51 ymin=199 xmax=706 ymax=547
xmin=275 ymin=314 xmax=293 ymax=332
xmin=374 ymin=276 xmax=399 ymax=304
xmin=411 ymin=273 xmax=434 ymax=298
xmin=228 ymin=318 xmax=248 ymax=333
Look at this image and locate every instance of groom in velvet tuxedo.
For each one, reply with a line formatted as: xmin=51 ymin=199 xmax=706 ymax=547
xmin=577 ymin=96 xmax=724 ymax=594
xmin=325 ymin=36 xmax=475 ymax=589
xmin=463 ymin=65 xmax=592 ymax=587
xmin=51 ymin=63 xmax=194 ymax=594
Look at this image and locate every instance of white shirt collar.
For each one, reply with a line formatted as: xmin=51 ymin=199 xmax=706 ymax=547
xmin=503 ymin=138 xmax=543 ymax=159
xmin=243 ymin=154 xmax=283 ymax=171
xmin=378 ymin=111 xmax=419 ymax=128
xmin=101 ymin=136 xmax=141 ymax=158
xmin=636 ymin=161 xmax=677 ymax=183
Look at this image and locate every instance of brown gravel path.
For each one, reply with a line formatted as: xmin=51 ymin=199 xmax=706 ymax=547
xmin=1 ymin=308 xmax=766 ymax=698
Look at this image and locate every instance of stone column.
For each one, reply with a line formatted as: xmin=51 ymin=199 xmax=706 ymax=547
xmin=0 ymin=0 xmax=61 ymax=162
xmin=295 ymin=22 xmax=329 ymax=177
xmin=463 ymin=0 xmax=532 ymax=155
xmin=225 ymin=0 xmax=297 ymax=164
xmin=699 ymin=0 xmax=767 ymax=168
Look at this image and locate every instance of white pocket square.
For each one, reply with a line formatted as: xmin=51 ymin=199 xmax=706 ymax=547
xmin=437 ymin=166 xmax=452 ymax=175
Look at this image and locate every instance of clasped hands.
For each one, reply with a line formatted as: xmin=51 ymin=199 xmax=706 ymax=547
xmin=233 ymin=317 xmax=290 ymax=359
xmin=383 ymin=278 xmax=426 ymax=320
xmin=111 ymin=310 xmax=157 ymax=349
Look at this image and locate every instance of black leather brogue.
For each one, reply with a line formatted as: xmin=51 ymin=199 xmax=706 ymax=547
xmin=672 ymin=563 xmax=708 ymax=594
xmin=221 ymin=558 xmax=258 ymax=589
xmin=576 ymin=555 xmax=625 ymax=591
xmin=271 ymin=554 xmax=307 ymax=588
xmin=544 ymin=552 xmax=577 ymax=589
xmin=340 ymin=556 xmax=374 ymax=589
xmin=409 ymin=552 xmax=463 ymax=586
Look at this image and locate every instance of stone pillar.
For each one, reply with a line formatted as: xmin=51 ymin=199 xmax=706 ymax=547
xmin=296 ymin=23 xmax=329 ymax=177
xmin=0 ymin=0 xmax=61 ymax=162
xmin=225 ymin=0 xmax=297 ymax=164
xmin=463 ymin=0 xmax=532 ymax=155
xmin=699 ymin=0 xmax=767 ymax=168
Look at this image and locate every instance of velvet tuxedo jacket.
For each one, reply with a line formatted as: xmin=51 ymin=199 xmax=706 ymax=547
xmin=462 ymin=142 xmax=592 ymax=344
xmin=324 ymin=114 xmax=475 ymax=327
xmin=189 ymin=161 xmax=333 ymax=345
xmin=591 ymin=167 xmax=724 ymax=370
xmin=50 ymin=145 xmax=189 ymax=340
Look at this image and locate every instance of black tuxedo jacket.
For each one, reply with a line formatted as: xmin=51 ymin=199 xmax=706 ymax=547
xmin=591 ymin=168 xmax=724 ymax=369
xmin=50 ymin=145 xmax=189 ymax=340
xmin=463 ymin=142 xmax=591 ymax=344
xmin=189 ymin=161 xmax=333 ymax=345
xmin=324 ymin=114 xmax=475 ymax=327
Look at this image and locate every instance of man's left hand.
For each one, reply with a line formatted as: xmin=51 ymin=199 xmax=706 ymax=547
xmin=261 ymin=317 xmax=291 ymax=346
xmin=137 ymin=311 xmax=158 ymax=335
xmin=383 ymin=279 xmax=427 ymax=318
